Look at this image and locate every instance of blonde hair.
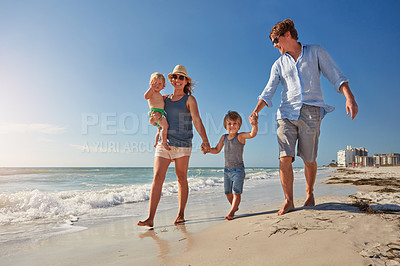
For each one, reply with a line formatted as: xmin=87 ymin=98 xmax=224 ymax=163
xmin=149 ymin=72 xmax=166 ymax=87
xmin=184 ymin=81 xmax=195 ymax=95
xmin=223 ymin=111 xmax=242 ymax=129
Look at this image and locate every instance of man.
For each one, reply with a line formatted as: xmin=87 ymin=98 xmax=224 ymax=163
xmin=250 ymin=19 xmax=358 ymax=215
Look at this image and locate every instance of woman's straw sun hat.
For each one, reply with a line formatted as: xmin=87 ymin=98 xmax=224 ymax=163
xmin=168 ymin=65 xmax=192 ymax=83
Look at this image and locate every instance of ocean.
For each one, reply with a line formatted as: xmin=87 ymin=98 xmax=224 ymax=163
xmin=0 ymin=167 xmax=354 ymax=257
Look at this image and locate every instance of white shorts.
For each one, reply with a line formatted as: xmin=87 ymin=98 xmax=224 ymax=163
xmin=155 ymin=144 xmax=192 ymax=160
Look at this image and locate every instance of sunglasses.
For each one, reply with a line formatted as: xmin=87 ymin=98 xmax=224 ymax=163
xmin=171 ymin=74 xmax=186 ymax=81
xmin=272 ymin=33 xmax=285 ymax=45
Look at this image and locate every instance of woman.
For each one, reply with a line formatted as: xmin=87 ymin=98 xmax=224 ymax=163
xmin=138 ymin=65 xmax=211 ymax=227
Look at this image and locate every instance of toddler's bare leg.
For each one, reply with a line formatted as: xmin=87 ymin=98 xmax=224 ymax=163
xmin=158 ymin=117 xmax=170 ymax=151
xmin=154 ymin=128 xmax=161 ymax=148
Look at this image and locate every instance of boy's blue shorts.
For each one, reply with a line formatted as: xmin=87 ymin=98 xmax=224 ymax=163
xmin=224 ymin=166 xmax=245 ymax=194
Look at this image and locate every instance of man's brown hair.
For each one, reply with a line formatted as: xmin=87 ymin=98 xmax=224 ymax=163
xmin=269 ymin=19 xmax=298 ymax=41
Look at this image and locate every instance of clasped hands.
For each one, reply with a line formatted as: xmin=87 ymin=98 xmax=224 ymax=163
xmin=201 ymin=141 xmax=211 ymax=154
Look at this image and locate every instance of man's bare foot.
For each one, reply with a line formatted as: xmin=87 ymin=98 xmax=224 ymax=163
xmin=162 ymin=142 xmax=171 ymax=151
xmin=304 ymin=194 xmax=315 ymax=207
xmin=276 ymin=200 xmax=295 ymax=216
xmin=137 ymin=219 xmax=154 ymax=228
xmin=174 ymin=216 xmax=185 ymax=225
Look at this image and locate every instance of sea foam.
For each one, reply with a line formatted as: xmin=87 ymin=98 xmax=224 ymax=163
xmin=0 ymin=167 xmax=298 ymax=225
xmin=0 ymin=175 xmax=226 ymax=224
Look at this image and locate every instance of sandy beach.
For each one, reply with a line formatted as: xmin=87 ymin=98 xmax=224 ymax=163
xmin=1 ymin=167 xmax=399 ymax=265
xmin=171 ymin=166 xmax=400 ymax=266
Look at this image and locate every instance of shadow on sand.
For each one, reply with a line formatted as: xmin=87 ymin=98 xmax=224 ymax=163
xmin=148 ymin=201 xmax=368 ymax=230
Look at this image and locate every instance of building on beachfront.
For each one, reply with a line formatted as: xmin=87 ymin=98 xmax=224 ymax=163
xmin=374 ymin=153 xmax=400 ymax=166
xmin=355 ymin=155 xmax=375 ymax=167
xmin=337 ymin=146 xmax=400 ymax=167
xmin=337 ymin=146 xmax=368 ymax=167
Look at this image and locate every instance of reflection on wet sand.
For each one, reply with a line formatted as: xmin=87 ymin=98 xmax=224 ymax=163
xmin=139 ymin=224 xmax=193 ymax=263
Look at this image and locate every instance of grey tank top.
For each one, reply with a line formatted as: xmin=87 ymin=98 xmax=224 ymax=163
xmin=223 ymin=134 xmax=244 ymax=169
xmin=164 ymin=94 xmax=193 ymax=147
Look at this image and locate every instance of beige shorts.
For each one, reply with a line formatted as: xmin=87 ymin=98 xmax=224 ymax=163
xmin=155 ymin=144 xmax=192 ymax=160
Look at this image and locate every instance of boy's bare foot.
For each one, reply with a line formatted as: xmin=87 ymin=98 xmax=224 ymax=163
xmin=137 ymin=219 xmax=154 ymax=228
xmin=174 ymin=216 xmax=185 ymax=225
xmin=304 ymin=194 xmax=315 ymax=207
xmin=162 ymin=142 xmax=171 ymax=151
xmin=225 ymin=215 xmax=234 ymax=220
xmin=276 ymin=200 xmax=295 ymax=216
xmin=225 ymin=208 xmax=237 ymax=220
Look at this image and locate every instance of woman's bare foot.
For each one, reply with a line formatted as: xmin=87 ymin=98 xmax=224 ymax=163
xmin=161 ymin=142 xmax=171 ymax=151
xmin=174 ymin=216 xmax=185 ymax=225
xmin=304 ymin=194 xmax=315 ymax=207
xmin=276 ymin=200 xmax=295 ymax=216
xmin=137 ymin=218 xmax=154 ymax=228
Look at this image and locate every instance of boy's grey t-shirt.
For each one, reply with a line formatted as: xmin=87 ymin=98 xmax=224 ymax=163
xmin=223 ymin=134 xmax=244 ymax=169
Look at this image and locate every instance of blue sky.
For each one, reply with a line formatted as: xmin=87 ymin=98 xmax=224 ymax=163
xmin=0 ymin=0 xmax=399 ymax=167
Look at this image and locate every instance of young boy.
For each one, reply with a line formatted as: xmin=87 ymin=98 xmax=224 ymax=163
xmin=144 ymin=72 xmax=170 ymax=150
xmin=207 ymin=111 xmax=258 ymax=220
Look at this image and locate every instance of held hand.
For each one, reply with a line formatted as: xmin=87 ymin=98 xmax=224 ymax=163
xmin=201 ymin=141 xmax=211 ymax=154
xmin=249 ymin=111 xmax=258 ymax=122
xmin=346 ymin=98 xmax=358 ymax=120
xmin=249 ymin=113 xmax=258 ymax=126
